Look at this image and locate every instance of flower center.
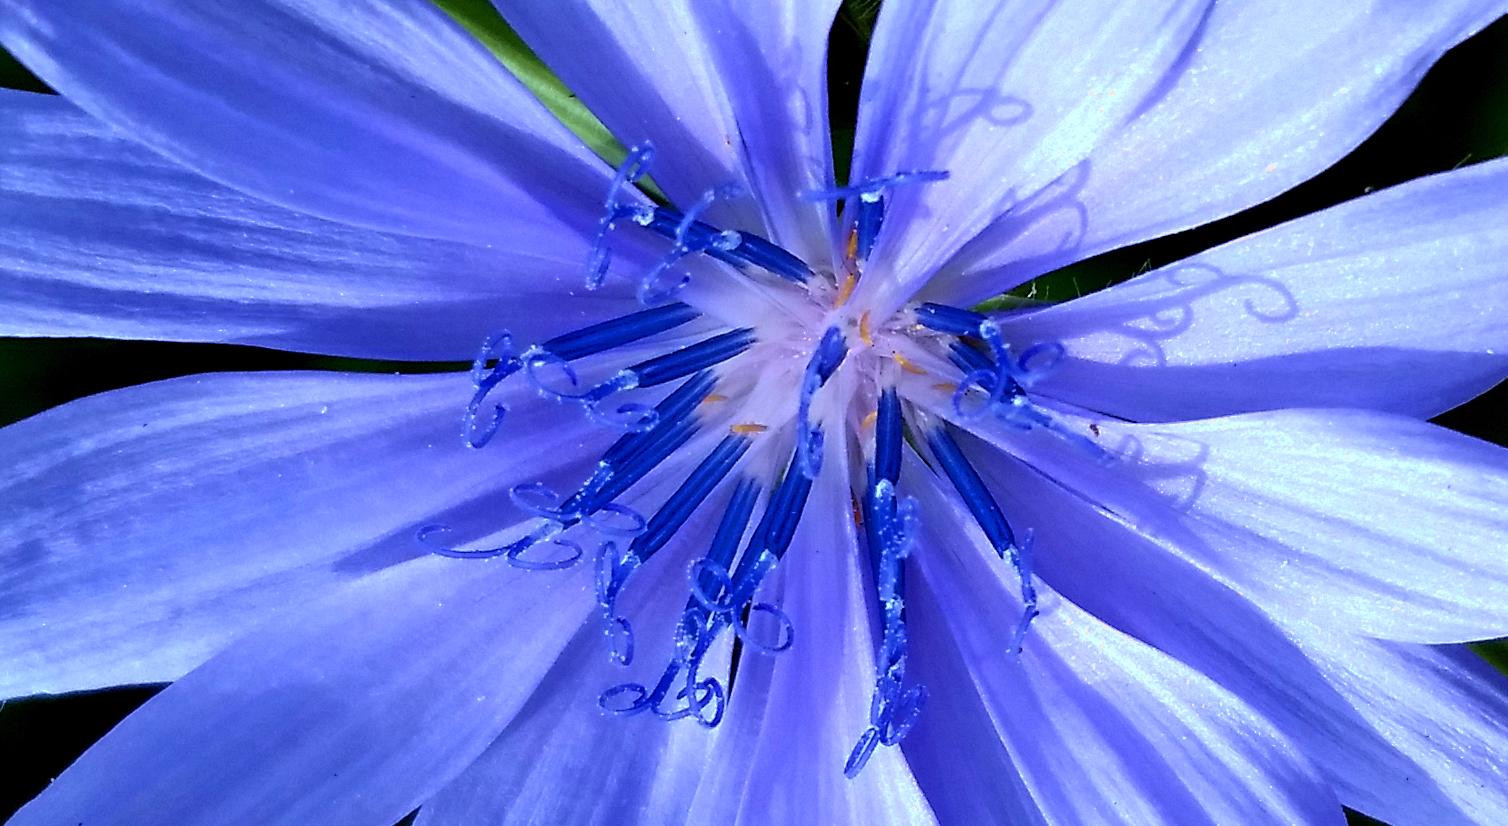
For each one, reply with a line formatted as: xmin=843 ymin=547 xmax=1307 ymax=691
xmin=423 ymin=143 xmax=1089 ymax=777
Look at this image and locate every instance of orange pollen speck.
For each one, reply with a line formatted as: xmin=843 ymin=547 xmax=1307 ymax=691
xmin=859 ymin=311 xmax=874 ymax=346
xmin=861 ymin=410 xmax=879 ymax=429
xmin=845 ymin=227 xmax=859 ymax=264
xmin=730 ymin=423 xmax=769 ymax=434
xmin=701 ymin=394 xmax=730 ymax=404
xmin=932 ymin=381 xmax=958 ymax=393
xmin=834 ymin=272 xmax=858 ymax=308
xmin=892 ymin=352 xmax=927 ymax=375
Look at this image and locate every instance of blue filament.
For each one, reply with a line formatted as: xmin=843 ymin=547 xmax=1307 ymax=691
xmin=464 ymin=302 xmax=700 ymax=447
xmin=914 ymin=302 xmax=987 ymax=337
xmin=848 ymin=389 xmax=927 ymax=779
xmin=637 ymin=184 xmax=746 ymax=304
xmin=601 ymin=445 xmax=817 ymax=731
xmin=796 ymin=326 xmax=849 ymax=479
xmin=925 ymin=424 xmax=1039 ymax=653
xmin=630 ymin=435 xmax=752 ymax=564
xmin=802 ymin=170 xmax=949 ymax=260
xmin=586 ymin=142 xmax=657 ymax=289
xmin=626 ymin=328 xmax=756 ymax=389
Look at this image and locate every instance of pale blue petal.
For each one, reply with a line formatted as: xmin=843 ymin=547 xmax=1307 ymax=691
xmin=0 ymin=370 xmax=602 ymax=699
xmin=922 ymin=395 xmax=1508 ymax=644
xmin=1283 ymin=634 xmax=1508 ymax=824
xmin=1004 ymin=159 xmax=1508 ymax=420
xmin=0 ymin=0 xmax=612 ymax=244
xmin=933 ymin=2 xmax=1508 ymax=302
xmin=7 ymin=556 xmax=596 ymax=826
xmin=685 ymin=433 xmax=937 ymax=825
xmin=904 ymin=454 xmax=1342 ymax=824
xmin=849 ymin=0 xmax=1212 ymax=316
xmin=495 ymin=0 xmax=841 ymax=259
xmin=966 ymin=440 xmax=1508 ymax=825
xmin=0 ymin=90 xmax=639 ymax=358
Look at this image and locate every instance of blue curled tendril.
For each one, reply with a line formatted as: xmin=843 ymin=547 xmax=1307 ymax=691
xmin=463 ymin=331 xmax=522 ymax=448
xmin=583 ymin=502 xmax=650 ymax=538
xmin=637 ymin=183 xmax=745 ymax=305
xmin=687 ymin=556 xmax=795 ymax=655
xmin=413 ymin=523 xmax=585 ymax=571
xmin=1006 ymin=528 xmax=1040 ymax=654
xmin=595 ymin=542 xmax=642 ymax=665
xmin=586 ymin=142 xmax=656 ymax=290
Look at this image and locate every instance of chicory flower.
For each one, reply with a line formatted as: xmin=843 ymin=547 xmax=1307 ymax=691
xmin=3 ymin=1 xmax=1508 ymax=824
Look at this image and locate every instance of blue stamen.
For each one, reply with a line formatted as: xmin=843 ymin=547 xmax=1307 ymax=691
xmin=802 ymin=170 xmax=949 ymax=261
xmin=463 ymin=331 xmax=516 ymax=448
xmin=463 ymin=303 xmax=701 ymax=448
xmin=637 ymin=184 xmax=745 ymax=304
xmin=874 ymin=387 xmax=904 ymax=483
xmin=595 ymin=540 xmax=640 ymax=665
xmin=914 ymin=302 xmax=987 ymax=337
xmin=601 ymin=444 xmax=817 ymax=730
xmin=848 ymin=390 xmax=927 ymax=779
xmin=796 ymin=326 xmax=849 ymax=479
xmin=586 ymin=142 xmax=657 ymax=289
xmin=926 ymin=425 xmax=1038 ymax=653
xmin=629 ymin=434 xmax=752 ymax=564
xmin=539 ymin=302 xmax=701 ymax=361
xmin=528 ymin=329 xmax=751 ymax=435
xmin=608 ymin=205 xmax=814 ymax=285
xmin=414 ymin=522 xmax=586 ymax=571
xmin=580 ymin=371 xmax=717 ymax=500
xmin=625 ymin=328 xmax=756 ymax=389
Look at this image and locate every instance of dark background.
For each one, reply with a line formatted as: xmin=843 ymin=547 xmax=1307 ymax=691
xmin=2 ymin=4 xmax=1506 ymax=824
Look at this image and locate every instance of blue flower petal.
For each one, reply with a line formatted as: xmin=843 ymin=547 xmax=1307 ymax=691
xmin=0 ymin=370 xmax=603 ymax=699
xmin=1003 ymin=158 xmax=1508 ymax=420
xmin=0 ymin=0 xmax=614 ymax=245
xmin=1283 ymin=635 xmax=1508 ymax=824
xmin=904 ymin=455 xmax=1344 ymax=824
xmin=933 ymin=398 xmax=1508 ymax=644
xmin=0 ymin=90 xmax=641 ymax=359
xmin=6 ymin=556 xmax=596 ymax=826
xmin=848 ymin=0 xmax=1212 ymax=316
xmin=933 ymin=1 xmax=1508 ymax=301
xmin=966 ymin=443 xmax=1508 ymax=825
xmin=496 ymin=0 xmax=841 ymax=260
xmin=685 ymin=430 xmax=937 ymax=825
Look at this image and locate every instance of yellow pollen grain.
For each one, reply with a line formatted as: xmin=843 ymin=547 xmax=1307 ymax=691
xmin=701 ymin=393 xmax=730 ymax=404
xmin=851 ymin=495 xmax=864 ymax=527
xmin=892 ymin=352 xmax=927 ymax=375
xmin=845 ymin=226 xmax=859 ymax=264
xmin=861 ymin=410 xmax=878 ymax=429
xmin=730 ymin=423 xmax=769 ymax=434
xmin=859 ymin=311 xmax=874 ymax=346
xmin=834 ymin=272 xmax=857 ymax=308
xmin=932 ymin=381 xmax=959 ymax=394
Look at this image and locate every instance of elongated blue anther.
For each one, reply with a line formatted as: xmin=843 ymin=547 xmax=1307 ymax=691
xmin=629 ymin=434 xmax=752 ymax=563
xmin=914 ymin=302 xmax=988 ymax=337
xmin=625 ymin=328 xmax=756 ymax=388
xmin=926 ymin=424 xmax=1039 ymax=652
xmin=802 ymin=170 xmax=949 ymax=261
xmin=796 ymin=326 xmax=849 ymax=478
